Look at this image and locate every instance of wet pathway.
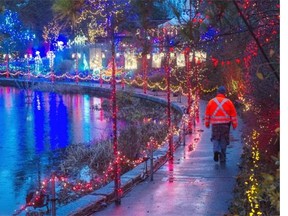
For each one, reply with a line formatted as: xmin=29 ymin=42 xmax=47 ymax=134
xmin=90 ymin=99 xmax=243 ymax=216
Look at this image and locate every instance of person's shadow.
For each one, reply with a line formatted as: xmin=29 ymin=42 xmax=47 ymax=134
xmin=214 ymin=161 xmax=226 ymax=170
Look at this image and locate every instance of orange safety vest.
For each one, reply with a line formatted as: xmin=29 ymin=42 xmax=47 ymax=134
xmin=205 ymin=94 xmax=238 ymax=129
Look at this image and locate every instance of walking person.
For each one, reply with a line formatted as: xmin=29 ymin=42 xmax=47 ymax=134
xmin=204 ymin=86 xmax=238 ymax=162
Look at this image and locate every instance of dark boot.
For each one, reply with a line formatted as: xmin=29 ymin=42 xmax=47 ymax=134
xmin=220 ymin=150 xmax=226 ymax=162
xmin=214 ymin=152 xmax=219 ymax=162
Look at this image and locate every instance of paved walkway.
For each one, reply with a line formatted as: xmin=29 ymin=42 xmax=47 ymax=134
xmin=87 ymin=89 xmax=243 ymax=216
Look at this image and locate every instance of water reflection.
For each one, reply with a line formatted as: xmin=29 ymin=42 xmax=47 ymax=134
xmin=0 ymin=86 xmax=111 ymax=215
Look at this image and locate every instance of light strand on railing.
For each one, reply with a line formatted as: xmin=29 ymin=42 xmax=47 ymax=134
xmin=0 ymin=70 xmax=218 ymax=96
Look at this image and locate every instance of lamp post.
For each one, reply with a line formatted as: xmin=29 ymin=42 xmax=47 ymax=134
xmin=182 ymin=113 xmax=188 ymax=146
xmin=147 ymin=136 xmax=157 ymax=181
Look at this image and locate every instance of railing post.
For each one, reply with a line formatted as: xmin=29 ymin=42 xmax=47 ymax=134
xmin=51 ymin=173 xmax=56 ymax=216
xmin=5 ymin=54 xmax=9 ymax=78
xmin=183 ymin=121 xmax=186 ymax=146
xmin=150 ymin=147 xmax=154 ymax=181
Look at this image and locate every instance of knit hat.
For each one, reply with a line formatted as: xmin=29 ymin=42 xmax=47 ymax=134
xmin=217 ymin=86 xmax=226 ymax=94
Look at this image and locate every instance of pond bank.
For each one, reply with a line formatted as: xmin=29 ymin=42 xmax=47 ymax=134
xmin=0 ymin=77 xmax=185 ymax=215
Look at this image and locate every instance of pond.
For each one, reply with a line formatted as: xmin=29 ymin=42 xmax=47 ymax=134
xmin=0 ymin=86 xmax=113 ymax=215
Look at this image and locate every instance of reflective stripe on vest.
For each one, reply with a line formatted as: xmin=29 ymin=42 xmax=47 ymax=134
xmin=211 ymin=98 xmax=229 ymax=119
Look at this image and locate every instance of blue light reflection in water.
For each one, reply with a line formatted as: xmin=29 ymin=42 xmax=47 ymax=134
xmin=0 ymin=86 xmax=112 ymax=215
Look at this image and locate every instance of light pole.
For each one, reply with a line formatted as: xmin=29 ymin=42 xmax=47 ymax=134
xmin=147 ymin=137 xmax=155 ymax=181
xmin=51 ymin=173 xmax=56 ymax=216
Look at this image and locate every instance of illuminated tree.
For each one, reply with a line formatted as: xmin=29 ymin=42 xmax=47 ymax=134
xmin=200 ymin=1 xmax=279 ymax=214
xmin=0 ymin=0 xmax=52 ymax=44
xmin=68 ymin=0 xmax=133 ymax=204
xmin=129 ymin=0 xmax=168 ymax=93
xmin=233 ymin=0 xmax=279 ymax=101
xmin=52 ymin=0 xmax=84 ymax=38
xmin=0 ymin=9 xmax=35 ymax=55
xmin=201 ymin=0 xmax=279 ymax=98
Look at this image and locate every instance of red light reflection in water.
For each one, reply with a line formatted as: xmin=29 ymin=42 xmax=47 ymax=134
xmin=4 ymin=86 xmax=12 ymax=109
xmin=72 ymin=94 xmax=84 ymax=141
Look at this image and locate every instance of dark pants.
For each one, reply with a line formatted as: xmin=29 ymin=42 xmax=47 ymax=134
xmin=211 ymin=123 xmax=230 ymax=161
